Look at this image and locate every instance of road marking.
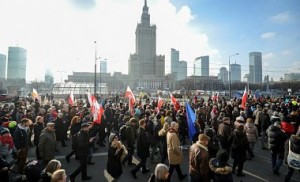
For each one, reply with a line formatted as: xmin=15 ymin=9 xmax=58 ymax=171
xmin=28 ymin=152 xmax=108 ymax=160
xmin=243 ymin=170 xmax=270 ymax=182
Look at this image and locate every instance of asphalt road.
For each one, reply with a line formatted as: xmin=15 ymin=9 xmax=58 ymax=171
xmin=24 ymin=138 xmax=300 ymax=182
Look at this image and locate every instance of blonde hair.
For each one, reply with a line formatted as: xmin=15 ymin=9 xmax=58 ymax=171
xmin=45 ymin=159 xmax=61 ymax=174
xmin=51 ymin=169 xmax=66 ymax=182
xmin=71 ymin=116 xmax=81 ymax=125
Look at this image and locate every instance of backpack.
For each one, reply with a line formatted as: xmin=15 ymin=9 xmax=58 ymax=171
xmin=72 ymin=132 xmax=80 ymax=150
xmin=119 ymin=125 xmax=127 ymax=141
xmin=287 ymin=140 xmax=300 ymax=170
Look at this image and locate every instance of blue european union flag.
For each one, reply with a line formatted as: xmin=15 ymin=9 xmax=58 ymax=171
xmin=185 ymin=102 xmax=196 ymax=140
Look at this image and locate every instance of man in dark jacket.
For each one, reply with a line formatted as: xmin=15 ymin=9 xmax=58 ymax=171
xmin=218 ymin=117 xmax=233 ymax=154
xmin=259 ymin=108 xmax=271 ymax=149
xmin=267 ymin=121 xmax=288 ymax=175
xmin=14 ymin=118 xmax=32 ymax=173
xmin=69 ymin=123 xmax=94 ymax=181
xmin=33 ymin=116 xmax=44 ymax=159
xmin=38 ymin=122 xmax=57 ymax=166
xmin=124 ymin=118 xmax=137 ymax=166
xmin=131 ymin=119 xmax=150 ymax=179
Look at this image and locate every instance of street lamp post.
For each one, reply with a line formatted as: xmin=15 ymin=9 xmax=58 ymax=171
xmin=229 ymin=53 xmax=239 ymax=99
xmin=94 ymin=41 xmax=97 ymax=97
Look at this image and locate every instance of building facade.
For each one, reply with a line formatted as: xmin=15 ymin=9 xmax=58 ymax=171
xmin=7 ymin=47 xmax=27 ymax=80
xmin=0 ymin=54 xmax=6 ymax=79
xmin=128 ymin=0 xmax=165 ymax=83
xmin=230 ymin=63 xmax=241 ymax=83
xmin=249 ymin=52 xmax=262 ymax=83
xmin=218 ymin=67 xmax=228 ymax=83
xmin=177 ymin=61 xmax=187 ymax=80
xmin=171 ymin=48 xmax=179 ymax=80
xmin=194 ymin=56 xmax=209 ymax=76
xmin=100 ymin=60 xmax=107 ymax=73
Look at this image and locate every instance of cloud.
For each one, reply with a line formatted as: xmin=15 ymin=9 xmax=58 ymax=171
xmin=260 ymin=32 xmax=276 ymax=39
xmin=282 ymin=50 xmax=292 ymax=56
xmin=68 ymin=0 xmax=96 ymax=10
xmin=263 ymin=52 xmax=275 ymax=61
xmin=270 ymin=11 xmax=292 ymax=24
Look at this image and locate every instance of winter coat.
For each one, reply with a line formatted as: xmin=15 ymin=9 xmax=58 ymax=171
xmin=39 ymin=171 xmax=52 ymax=182
xmin=267 ymin=125 xmax=288 ymax=152
xmin=217 ymin=122 xmax=233 ymax=151
xmin=158 ymin=128 xmax=168 ymax=158
xmin=229 ymin=129 xmax=249 ymax=162
xmin=189 ymin=142 xmax=210 ymax=177
xmin=54 ymin=118 xmax=66 ymax=141
xmin=125 ymin=123 xmax=136 ymax=149
xmin=270 ymin=116 xmax=281 ymax=125
xmin=209 ymin=158 xmax=233 ymax=182
xmin=76 ymin=130 xmax=90 ymax=157
xmin=38 ymin=129 xmax=56 ymax=161
xmin=259 ymin=112 xmax=271 ymax=131
xmin=244 ymin=123 xmax=258 ymax=143
xmin=106 ymin=144 xmax=123 ymax=178
xmin=167 ymin=129 xmax=183 ymax=165
xmin=33 ymin=122 xmax=44 ymax=146
xmin=136 ymin=127 xmax=150 ymax=159
xmin=13 ymin=124 xmax=28 ymax=150
xmin=284 ymin=134 xmax=300 ymax=164
xmin=281 ymin=121 xmax=295 ymax=135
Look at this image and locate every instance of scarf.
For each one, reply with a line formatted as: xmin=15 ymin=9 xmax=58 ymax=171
xmin=0 ymin=134 xmax=14 ymax=149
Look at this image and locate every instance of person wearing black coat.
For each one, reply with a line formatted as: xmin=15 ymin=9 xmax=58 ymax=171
xmin=267 ymin=121 xmax=289 ymax=174
xmin=259 ymin=108 xmax=271 ymax=149
xmin=65 ymin=116 xmax=81 ymax=163
xmin=131 ymin=119 xmax=150 ymax=179
xmin=229 ymin=125 xmax=249 ymax=176
xmin=33 ymin=116 xmax=44 ymax=159
xmin=69 ymin=123 xmax=94 ymax=182
xmin=0 ymin=156 xmax=9 ymax=182
xmin=124 ymin=118 xmax=137 ymax=165
xmin=54 ymin=114 xmax=67 ymax=147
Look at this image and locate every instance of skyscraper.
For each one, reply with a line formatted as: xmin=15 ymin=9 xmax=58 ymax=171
xmin=218 ymin=67 xmax=228 ymax=83
xmin=128 ymin=0 xmax=165 ymax=79
xmin=100 ymin=60 xmax=107 ymax=73
xmin=249 ymin=52 xmax=262 ymax=83
xmin=177 ymin=61 xmax=187 ymax=80
xmin=230 ymin=63 xmax=241 ymax=83
xmin=194 ymin=56 xmax=209 ymax=76
xmin=0 ymin=54 xmax=6 ymax=79
xmin=171 ymin=48 xmax=179 ymax=79
xmin=7 ymin=47 xmax=27 ymax=80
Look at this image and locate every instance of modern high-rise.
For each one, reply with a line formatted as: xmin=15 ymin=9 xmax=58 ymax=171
xmin=0 ymin=54 xmax=6 ymax=79
xmin=128 ymin=0 xmax=165 ymax=79
xmin=100 ymin=60 xmax=107 ymax=73
xmin=194 ymin=56 xmax=209 ymax=76
xmin=218 ymin=67 xmax=228 ymax=83
xmin=249 ymin=52 xmax=262 ymax=83
xmin=7 ymin=47 xmax=27 ymax=80
xmin=177 ymin=61 xmax=187 ymax=80
xmin=171 ymin=48 xmax=179 ymax=79
xmin=230 ymin=63 xmax=241 ymax=83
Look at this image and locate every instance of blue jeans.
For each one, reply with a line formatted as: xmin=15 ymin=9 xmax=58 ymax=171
xmin=271 ymin=150 xmax=284 ymax=171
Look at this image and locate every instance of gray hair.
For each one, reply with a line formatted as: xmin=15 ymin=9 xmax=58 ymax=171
xmin=154 ymin=163 xmax=169 ymax=180
xmin=170 ymin=121 xmax=178 ymax=129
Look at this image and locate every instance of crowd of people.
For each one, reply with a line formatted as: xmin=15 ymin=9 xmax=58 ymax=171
xmin=0 ymin=93 xmax=299 ymax=182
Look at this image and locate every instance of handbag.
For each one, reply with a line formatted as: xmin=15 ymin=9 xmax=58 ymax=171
xmin=287 ymin=140 xmax=300 ymax=170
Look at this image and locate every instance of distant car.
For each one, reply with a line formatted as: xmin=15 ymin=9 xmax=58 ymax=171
xmin=0 ymin=94 xmax=12 ymax=102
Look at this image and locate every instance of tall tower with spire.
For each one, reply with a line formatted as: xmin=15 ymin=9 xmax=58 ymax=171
xmin=128 ymin=0 xmax=165 ymax=83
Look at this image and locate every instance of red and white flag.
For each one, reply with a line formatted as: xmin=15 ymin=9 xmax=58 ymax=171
xmin=86 ymin=92 xmax=92 ymax=106
xmin=241 ymin=86 xmax=248 ymax=110
xmin=125 ymin=86 xmax=135 ymax=115
xmin=68 ymin=91 xmax=74 ymax=106
xmin=170 ymin=93 xmax=180 ymax=111
xmin=157 ymin=97 xmax=164 ymax=112
xmin=91 ymin=95 xmax=104 ymax=124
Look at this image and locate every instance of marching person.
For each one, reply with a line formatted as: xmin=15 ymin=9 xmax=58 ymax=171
xmin=69 ymin=123 xmax=94 ymax=181
xmin=38 ymin=122 xmax=57 ymax=166
xmin=189 ymin=134 xmax=210 ymax=182
xmin=33 ymin=116 xmax=45 ymax=159
xmin=166 ymin=122 xmax=187 ymax=181
xmin=131 ymin=119 xmax=150 ymax=179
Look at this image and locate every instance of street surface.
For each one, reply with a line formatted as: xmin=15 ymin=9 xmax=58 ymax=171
xmin=24 ymin=138 xmax=300 ymax=182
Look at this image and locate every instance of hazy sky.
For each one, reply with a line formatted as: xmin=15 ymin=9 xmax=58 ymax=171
xmin=0 ymin=0 xmax=299 ymax=83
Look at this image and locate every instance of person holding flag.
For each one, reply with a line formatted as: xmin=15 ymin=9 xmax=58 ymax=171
xmin=170 ymin=93 xmax=180 ymax=111
xmin=125 ymin=86 xmax=136 ymax=116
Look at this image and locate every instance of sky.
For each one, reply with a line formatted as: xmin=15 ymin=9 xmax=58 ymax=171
xmin=0 ymin=0 xmax=299 ymax=83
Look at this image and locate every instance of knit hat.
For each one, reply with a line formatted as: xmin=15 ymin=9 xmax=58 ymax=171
xmin=109 ymin=133 xmax=117 ymax=143
xmin=81 ymin=123 xmax=90 ymax=129
xmin=198 ymin=134 xmax=210 ymax=142
xmin=1 ymin=128 xmax=10 ymax=135
xmin=236 ymin=116 xmax=245 ymax=122
xmin=46 ymin=122 xmax=55 ymax=126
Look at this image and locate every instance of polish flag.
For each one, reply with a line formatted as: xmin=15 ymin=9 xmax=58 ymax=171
xmin=241 ymin=86 xmax=248 ymax=110
xmin=157 ymin=97 xmax=164 ymax=112
xmin=68 ymin=91 xmax=74 ymax=106
xmin=86 ymin=92 xmax=92 ymax=106
xmin=125 ymin=86 xmax=135 ymax=115
xmin=32 ymin=88 xmax=39 ymax=100
xmin=170 ymin=93 xmax=180 ymax=111
xmin=91 ymin=95 xmax=104 ymax=124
